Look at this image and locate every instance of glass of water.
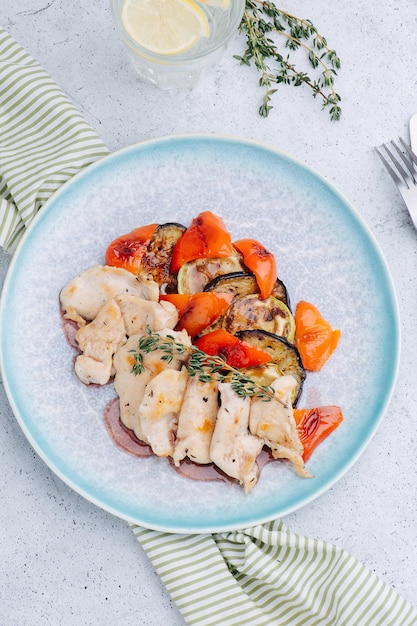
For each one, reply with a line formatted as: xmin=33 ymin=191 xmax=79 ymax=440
xmin=110 ymin=0 xmax=245 ymax=89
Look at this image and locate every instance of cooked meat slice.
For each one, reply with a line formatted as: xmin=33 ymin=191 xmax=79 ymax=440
xmin=60 ymin=264 xmax=159 ymax=325
xmin=115 ymin=294 xmax=178 ymax=336
xmin=210 ymin=382 xmax=264 ymax=493
xmin=138 ymin=368 xmax=188 ymax=457
xmin=249 ymin=375 xmax=311 ymax=478
xmin=113 ymin=329 xmax=192 ymax=438
xmin=74 ymin=356 xmax=113 ymax=387
xmin=173 ymin=376 xmax=218 ymax=466
xmin=113 ymin=335 xmax=153 ymax=436
xmin=74 ymin=298 xmax=126 ymax=385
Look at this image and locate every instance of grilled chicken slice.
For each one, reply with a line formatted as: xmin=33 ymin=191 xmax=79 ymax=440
xmin=60 ymin=264 xmax=159 ymax=325
xmin=113 ymin=329 xmax=191 ymax=438
xmin=74 ymin=298 xmax=126 ymax=385
xmin=173 ymin=376 xmax=219 ymax=466
xmin=115 ymin=294 xmax=178 ymax=336
xmin=210 ymin=382 xmax=264 ymax=493
xmin=249 ymin=375 xmax=311 ymax=478
xmin=138 ymin=368 xmax=188 ymax=457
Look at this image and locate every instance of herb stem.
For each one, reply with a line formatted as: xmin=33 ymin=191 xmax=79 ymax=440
xmin=237 ymin=0 xmax=342 ymax=120
xmin=129 ymin=328 xmax=287 ymax=406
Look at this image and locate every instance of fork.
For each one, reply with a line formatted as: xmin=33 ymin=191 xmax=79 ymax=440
xmin=375 ymin=138 xmax=417 ymax=230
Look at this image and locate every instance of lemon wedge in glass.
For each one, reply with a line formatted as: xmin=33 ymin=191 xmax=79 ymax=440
xmin=121 ymin=0 xmax=210 ymax=56
xmin=199 ymin=0 xmax=230 ymax=8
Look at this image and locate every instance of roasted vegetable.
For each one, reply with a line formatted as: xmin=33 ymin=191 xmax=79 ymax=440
xmin=205 ymin=271 xmax=289 ymax=307
xmin=170 ymin=211 xmax=233 ymax=273
xmin=223 ymin=294 xmax=295 ymax=341
xmin=294 ymin=300 xmax=341 ymax=371
xmin=294 ymin=406 xmax=344 ymax=461
xmin=161 ymin=292 xmax=233 ymax=337
xmin=236 ymin=329 xmax=306 ymax=405
xmin=194 ymin=328 xmax=272 ymax=369
xmin=105 ymin=223 xmax=157 ymax=274
xmin=233 ymin=238 xmax=277 ymax=300
xmin=177 ymin=253 xmax=244 ymax=294
xmin=141 ymin=222 xmax=186 ymax=293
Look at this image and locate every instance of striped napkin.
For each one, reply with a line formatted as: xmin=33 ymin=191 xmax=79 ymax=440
xmin=1 ymin=27 xmax=416 ymax=626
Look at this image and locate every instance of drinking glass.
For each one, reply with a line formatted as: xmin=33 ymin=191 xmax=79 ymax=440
xmin=110 ymin=0 xmax=245 ymax=89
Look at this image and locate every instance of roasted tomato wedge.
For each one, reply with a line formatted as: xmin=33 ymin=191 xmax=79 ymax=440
xmin=233 ymin=238 xmax=277 ymax=300
xmin=159 ymin=293 xmax=192 ymax=318
xmin=293 ymin=405 xmax=344 ymax=461
xmin=194 ymin=328 xmax=272 ymax=369
xmin=162 ymin=292 xmax=233 ymax=338
xmin=294 ymin=300 xmax=341 ymax=371
xmin=105 ymin=224 xmax=157 ymax=274
xmin=170 ymin=211 xmax=233 ymax=273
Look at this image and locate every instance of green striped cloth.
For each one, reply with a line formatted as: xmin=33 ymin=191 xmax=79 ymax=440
xmin=1 ymin=27 xmax=416 ymax=626
xmin=0 ymin=28 xmax=108 ymax=252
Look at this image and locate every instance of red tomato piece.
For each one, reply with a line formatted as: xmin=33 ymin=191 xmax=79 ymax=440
xmin=175 ymin=293 xmax=233 ymax=338
xmin=105 ymin=224 xmax=157 ymax=274
xmin=194 ymin=328 xmax=272 ymax=368
xmin=293 ymin=405 xmax=344 ymax=461
xmin=294 ymin=300 xmax=341 ymax=371
xmin=159 ymin=294 xmax=192 ymax=318
xmin=170 ymin=211 xmax=233 ymax=273
xmin=233 ymin=238 xmax=277 ymax=300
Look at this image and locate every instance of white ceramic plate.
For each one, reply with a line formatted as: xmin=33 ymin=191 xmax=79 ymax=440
xmin=0 ymin=135 xmax=400 ymax=533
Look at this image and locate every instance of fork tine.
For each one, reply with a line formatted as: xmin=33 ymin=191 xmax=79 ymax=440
xmin=377 ymin=143 xmax=411 ymax=188
xmin=399 ymin=137 xmax=417 ymax=166
xmin=390 ymin=140 xmax=416 ymax=182
xmin=375 ymin=146 xmax=405 ymax=187
xmin=376 ymin=138 xmax=417 ymax=232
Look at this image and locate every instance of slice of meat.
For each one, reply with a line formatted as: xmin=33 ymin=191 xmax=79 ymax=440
xmin=173 ymin=376 xmax=218 ymax=466
xmin=113 ymin=329 xmax=191 ymax=437
xmin=115 ymin=294 xmax=178 ymax=336
xmin=113 ymin=334 xmax=154 ymax=436
xmin=210 ymin=382 xmax=264 ymax=493
xmin=138 ymin=368 xmax=188 ymax=458
xmin=74 ymin=298 xmax=126 ymax=385
xmin=60 ymin=264 xmax=159 ymax=325
xmin=249 ymin=375 xmax=311 ymax=478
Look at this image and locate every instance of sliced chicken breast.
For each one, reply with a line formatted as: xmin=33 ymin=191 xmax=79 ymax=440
xmin=113 ymin=329 xmax=191 ymax=439
xmin=60 ymin=264 xmax=159 ymax=325
xmin=74 ymin=298 xmax=126 ymax=385
xmin=138 ymin=368 xmax=188 ymax=458
xmin=115 ymin=294 xmax=178 ymax=336
xmin=173 ymin=376 xmax=218 ymax=466
xmin=249 ymin=375 xmax=311 ymax=478
xmin=210 ymin=382 xmax=264 ymax=493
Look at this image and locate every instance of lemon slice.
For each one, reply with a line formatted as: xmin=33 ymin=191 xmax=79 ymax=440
xmin=199 ymin=0 xmax=230 ymax=8
xmin=121 ymin=0 xmax=210 ymax=56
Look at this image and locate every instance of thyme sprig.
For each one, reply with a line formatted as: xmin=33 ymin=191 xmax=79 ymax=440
xmin=236 ymin=1 xmax=342 ymax=120
xmin=129 ymin=328 xmax=282 ymax=403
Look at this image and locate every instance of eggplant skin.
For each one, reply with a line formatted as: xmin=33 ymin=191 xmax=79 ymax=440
xmin=205 ymin=271 xmax=290 ymax=308
xmin=236 ymin=329 xmax=306 ymax=406
xmin=141 ymin=223 xmax=186 ymax=293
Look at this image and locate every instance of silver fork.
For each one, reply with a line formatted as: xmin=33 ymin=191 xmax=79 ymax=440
xmin=376 ymin=138 xmax=417 ymax=230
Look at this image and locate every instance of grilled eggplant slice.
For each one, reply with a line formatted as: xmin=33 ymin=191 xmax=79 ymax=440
xmin=205 ymin=271 xmax=289 ymax=307
xmin=177 ymin=252 xmax=244 ymax=294
xmin=236 ymin=329 xmax=306 ymax=405
xmin=223 ymin=294 xmax=295 ymax=341
xmin=141 ymin=222 xmax=186 ymax=293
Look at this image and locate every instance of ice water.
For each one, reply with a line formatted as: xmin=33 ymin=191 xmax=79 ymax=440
xmin=111 ymin=0 xmax=245 ymax=89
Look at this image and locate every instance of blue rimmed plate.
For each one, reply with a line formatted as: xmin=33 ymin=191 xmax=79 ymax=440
xmin=0 ymin=135 xmax=400 ymax=533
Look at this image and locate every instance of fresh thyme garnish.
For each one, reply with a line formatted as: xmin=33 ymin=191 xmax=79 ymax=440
xmin=236 ymin=1 xmax=342 ymax=120
xmin=129 ymin=328 xmax=283 ymax=404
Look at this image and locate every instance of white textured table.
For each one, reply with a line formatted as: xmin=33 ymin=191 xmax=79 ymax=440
xmin=1 ymin=1 xmax=416 ymax=624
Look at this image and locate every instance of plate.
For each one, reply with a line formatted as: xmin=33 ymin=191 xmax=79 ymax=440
xmin=0 ymin=135 xmax=400 ymax=533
